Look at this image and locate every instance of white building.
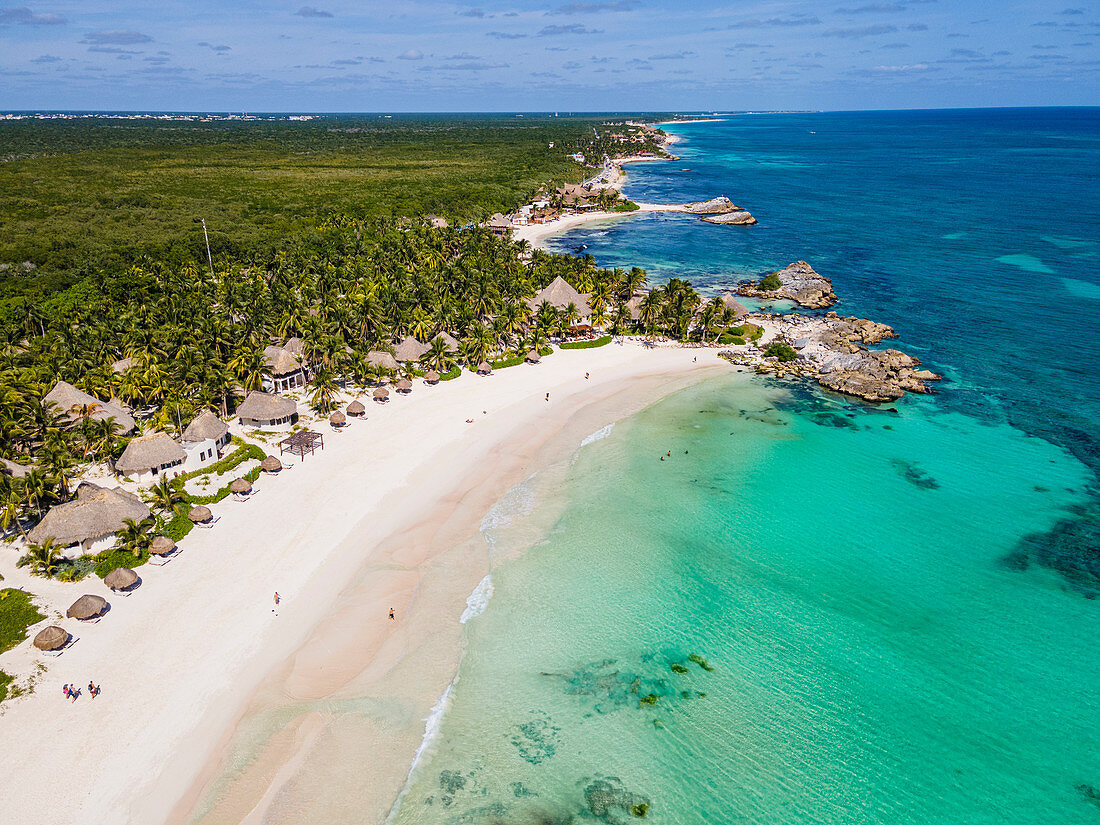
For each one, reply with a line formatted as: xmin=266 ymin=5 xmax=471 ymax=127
xmin=181 ymin=410 xmax=231 ymax=472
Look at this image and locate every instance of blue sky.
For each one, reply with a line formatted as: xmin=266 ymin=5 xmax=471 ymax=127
xmin=1 ymin=1 xmax=1097 ymax=111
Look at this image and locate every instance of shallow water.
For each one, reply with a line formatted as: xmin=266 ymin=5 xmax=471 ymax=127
xmin=390 ymin=111 xmax=1100 ymax=824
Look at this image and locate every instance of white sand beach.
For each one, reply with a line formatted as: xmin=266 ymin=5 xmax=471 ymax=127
xmin=0 ymin=341 xmax=728 ymax=825
xmin=515 ymin=202 xmax=691 ymax=250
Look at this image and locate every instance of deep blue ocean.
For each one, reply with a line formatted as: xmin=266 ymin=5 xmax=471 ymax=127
xmin=385 ymin=109 xmax=1100 ymax=825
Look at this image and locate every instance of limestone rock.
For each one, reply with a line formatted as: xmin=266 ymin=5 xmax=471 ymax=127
xmin=683 ymin=196 xmax=741 ymax=214
xmin=701 ymin=210 xmax=757 ymax=225
xmin=736 ymin=260 xmax=837 ymax=309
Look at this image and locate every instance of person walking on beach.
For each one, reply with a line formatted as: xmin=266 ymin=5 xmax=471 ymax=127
xmin=88 ymin=681 xmax=99 ymax=698
xmin=585 ymin=372 xmax=589 ymax=380
xmin=273 ymin=592 xmax=280 ymax=615
xmin=62 ymin=683 xmax=69 ymax=700
xmin=389 ymin=608 xmax=395 ymax=621
xmin=545 ymin=392 xmax=550 ymax=402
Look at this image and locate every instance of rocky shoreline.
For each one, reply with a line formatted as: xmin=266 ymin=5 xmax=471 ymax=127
xmin=736 ymin=260 xmax=836 ymax=309
xmin=683 ymin=196 xmax=758 ymax=225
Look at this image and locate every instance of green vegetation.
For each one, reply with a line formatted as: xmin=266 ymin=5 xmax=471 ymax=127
xmin=765 ymin=341 xmax=799 ymax=362
xmin=631 ymin=803 xmax=650 ymax=818
xmin=670 ymin=663 xmax=690 ymax=674
xmin=759 ymin=272 xmax=782 ymax=291
xmin=615 ymin=200 xmax=641 ymax=212
xmin=0 ymin=670 xmax=13 ymax=702
xmin=560 ymin=335 xmax=612 ymax=350
xmin=0 ymin=588 xmax=44 ymax=654
xmin=639 ymin=693 xmax=660 ymax=706
xmin=688 ymin=654 xmax=714 ymax=672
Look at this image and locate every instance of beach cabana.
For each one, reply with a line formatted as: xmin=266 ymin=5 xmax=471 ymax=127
xmin=432 ymin=332 xmax=461 ymax=352
xmin=373 ymin=387 xmax=390 ymax=403
xmin=261 ymin=344 xmax=307 ymax=393
xmin=346 ymin=400 xmax=366 ymax=418
xmin=28 ymin=483 xmax=151 ymax=558
xmin=189 ymin=505 xmax=214 ymax=527
xmin=277 ymin=431 xmax=324 ymax=460
xmin=394 ymin=336 xmax=430 ymax=363
xmin=424 ymin=371 xmax=440 ymax=385
xmin=329 ymin=411 xmax=347 ymax=429
xmin=67 ymin=594 xmax=108 ymax=622
xmin=526 ymin=276 xmax=591 ymax=322
xmin=229 ymin=478 xmax=252 ymax=498
xmin=236 ymin=391 xmax=298 ymax=430
xmin=33 ymin=625 xmax=71 ymax=654
xmin=477 ymin=361 xmax=493 ymax=376
xmin=104 ymin=567 xmax=140 ymax=593
xmin=181 ymin=410 xmax=230 ymax=472
xmin=115 ymin=432 xmax=186 ymax=483
xmin=367 ymin=351 xmax=399 ymax=373
xmin=149 ymin=535 xmax=178 ymax=565
xmin=720 ymin=294 xmax=750 ymax=319
xmin=526 ymin=350 xmax=542 ymax=365
xmin=44 ymin=380 xmax=136 ymax=434
xmin=260 ymin=456 xmax=282 ymax=474
xmin=396 ymin=379 xmax=413 ymax=394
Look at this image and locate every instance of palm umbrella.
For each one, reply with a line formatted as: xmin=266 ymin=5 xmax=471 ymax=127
xmin=33 ymin=625 xmax=69 ymax=651
xmin=425 ymin=371 xmax=440 ymax=385
xmin=477 ymin=361 xmax=493 ymax=375
xmin=189 ymin=505 xmax=212 ymax=523
xmin=373 ymin=387 xmax=389 ymax=402
xmin=229 ymin=478 xmax=252 ymax=494
xmin=347 ymin=400 xmax=366 ymax=417
xmin=67 ymin=594 xmax=108 ymax=620
xmin=104 ymin=567 xmax=139 ymax=591
xmin=329 ymin=411 xmax=346 ymax=426
xmin=150 ymin=535 xmax=176 ymax=556
xmin=396 ymin=378 xmax=413 ymax=393
xmin=260 ymin=456 xmax=282 ymax=473
xmin=526 ymin=350 xmax=541 ymax=364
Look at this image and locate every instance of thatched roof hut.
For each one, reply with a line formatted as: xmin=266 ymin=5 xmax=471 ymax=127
xmin=367 ymin=350 xmax=399 ymax=372
xmin=44 ymin=381 xmax=136 ymax=434
xmin=182 ymin=410 xmax=229 ymax=444
xmin=373 ymin=387 xmax=389 ymax=402
xmin=104 ymin=567 xmax=139 ymax=591
xmin=28 ymin=483 xmax=150 ymax=547
xmin=115 ymin=432 xmax=186 ymax=476
xmin=33 ymin=625 xmax=69 ymax=651
xmin=329 ymin=411 xmax=347 ymax=426
xmin=396 ymin=378 xmax=413 ymax=393
xmin=720 ymin=294 xmax=750 ymax=318
xmin=260 ymin=456 xmax=282 ymax=473
xmin=283 ymin=336 xmax=305 ymax=356
xmin=67 ymin=594 xmax=108 ymax=621
xmin=236 ymin=391 xmax=298 ymax=426
xmin=394 ymin=336 xmax=430 ymax=363
xmin=425 ymin=371 xmax=440 ymax=385
xmin=346 ymin=400 xmax=366 ymax=417
xmin=477 ymin=361 xmax=493 ymax=375
xmin=188 ymin=505 xmax=212 ymax=523
xmin=150 ymin=535 xmax=176 ymax=556
xmin=527 ymin=276 xmax=591 ymax=316
xmin=1 ymin=457 xmax=33 ymax=478
xmin=229 ymin=478 xmax=252 ymax=495
xmin=433 ymin=331 xmax=461 ymax=351
xmin=526 ymin=350 xmax=542 ymax=364
xmin=263 ymin=345 xmax=303 ymax=377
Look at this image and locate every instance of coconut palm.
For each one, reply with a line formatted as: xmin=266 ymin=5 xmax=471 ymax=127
xmin=147 ymin=475 xmax=185 ymax=515
xmin=116 ymin=516 xmax=155 ymax=558
xmin=425 ymin=337 xmax=456 ymax=373
xmin=17 ymin=538 xmax=62 ymax=578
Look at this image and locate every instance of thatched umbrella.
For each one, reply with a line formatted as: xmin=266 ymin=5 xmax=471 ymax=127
xmin=396 ymin=378 xmax=413 ymax=393
xmin=526 ymin=350 xmax=541 ymax=364
xmin=67 ymin=594 xmax=108 ymax=621
xmin=424 ymin=370 xmax=440 ymax=385
xmin=150 ymin=535 xmax=176 ymax=556
xmin=229 ymin=478 xmax=252 ymax=495
xmin=373 ymin=387 xmax=389 ymax=402
xmin=260 ymin=456 xmax=282 ymax=473
xmin=347 ymin=400 xmax=366 ymax=417
xmin=329 ymin=411 xmax=346 ymax=426
xmin=104 ymin=567 xmax=139 ymax=591
xmin=33 ymin=625 xmax=69 ymax=651
xmin=189 ymin=505 xmax=212 ymax=523
xmin=477 ymin=361 xmax=493 ymax=375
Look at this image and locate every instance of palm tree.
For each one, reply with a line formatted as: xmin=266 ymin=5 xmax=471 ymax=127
xmin=425 ymin=337 xmax=456 ymax=373
xmin=116 ymin=517 xmax=155 ymax=558
xmin=17 ymin=538 xmax=62 ymax=578
xmin=308 ymin=365 xmax=339 ymax=413
xmin=147 ymin=475 xmax=184 ymax=515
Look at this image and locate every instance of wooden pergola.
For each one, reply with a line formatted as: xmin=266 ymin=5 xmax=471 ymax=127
xmin=278 ymin=430 xmax=324 ymax=460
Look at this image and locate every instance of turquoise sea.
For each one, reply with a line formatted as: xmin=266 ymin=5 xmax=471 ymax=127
xmin=390 ymin=110 xmax=1100 ymax=824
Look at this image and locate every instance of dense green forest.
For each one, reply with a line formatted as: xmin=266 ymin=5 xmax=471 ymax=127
xmin=0 ymin=114 xmax=627 ymax=308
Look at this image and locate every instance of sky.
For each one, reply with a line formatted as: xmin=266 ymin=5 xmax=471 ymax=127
xmin=0 ymin=1 xmax=1097 ymax=112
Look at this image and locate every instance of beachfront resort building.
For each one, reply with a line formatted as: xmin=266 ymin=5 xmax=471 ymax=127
xmin=236 ymin=391 xmax=299 ymax=430
xmin=393 ymin=335 xmax=430 ymax=363
xmin=114 ymin=432 xmax=187 ymax=483
xmin=262 ymin=338 xmax=308 ymax=393
xmin=181 ymin=410 xmax=231 ymax=471
xmin=44 ymin=380 xmax=136 ymax=434
xmin=27 ymin=482 xmax=151 ymax=558
xmin=528 ymin=276 xmax=592 ymax=325
xmin=486 ymin=213 xmax=513 ymax=238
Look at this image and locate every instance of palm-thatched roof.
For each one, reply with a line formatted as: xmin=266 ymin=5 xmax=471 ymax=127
xmin=720 ymin=294 xmax=750 ymax=318
xmin=1 ymin=457 xmax=33 ymax=478
xmin=28 ymin=483 xmax=150 ymax=546
xmin=394 ymin=336 xmax=430 ymax=363
xmin=150 ymin=535 xmax=176 ymax=555
xmin=189 ymin=505 xmax=212 ymax=523
xmin=528 ymin=276 xmax=591 ymax=315
xmin=33 ymin=625 xmax=69 ymax=651
xmin=283 ymin=336 xmax=305 ymax=356
xmin=116 ymin=432 xmax=186 ymax=475
xmin=260 ymin=456 xmax=282 ymax=473
xmin=396 ymin=378 xmax=413 ymax=392
xmin=182 ymin=410 xmax=229 ymax=444
xmin=487 ymin=212 xmax=512 ymax=229
xmin=237 ymin=391 xmax=297 ymax=422
xmin=433 ymin=331 xmax=460 ymax=351
xmin=477 ymin=361 xmax=493 ymax=374
xmin=43 ymin=381 xmax=136 ymax=434
xmin=229 ymin=478 xmax=252 ymax=494
xmin=425 ymin=371 xmax=440 ymax=384
xmin=526 ymin=350 xmax=541 ymax=363
xmin=67 ymin=594 xmax=108 ymax=620
xmin=329 ymin=411 xmax=346 ymax=425
xmin=104 ymin=567 xmax=139 ymax=591
xmin=624 ymin=295 xmax=644 ymax=321
xmin=373 ymin=387 xmax=389 ymax=400
xmin=263 ymin=345 xmax=303 ymax=377
xmin=367 ymin=350 xmax=399 ymax=371
xmin=346 ymin=400 xmax=366 ymax=415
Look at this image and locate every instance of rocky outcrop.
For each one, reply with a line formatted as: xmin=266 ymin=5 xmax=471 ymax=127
xmin=736 ymin=260 xmax=836 ymax=309
xmin=701 ymin=210 xmax=757 ymax=225
xmin=683 ymin=196 xmax=741 ymax=214
xmin=817 ymin=348 xmax=941 ymax=401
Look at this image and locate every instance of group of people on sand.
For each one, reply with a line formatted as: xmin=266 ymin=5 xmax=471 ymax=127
xmin=62 ymin=681 xmax=100 ymax=701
